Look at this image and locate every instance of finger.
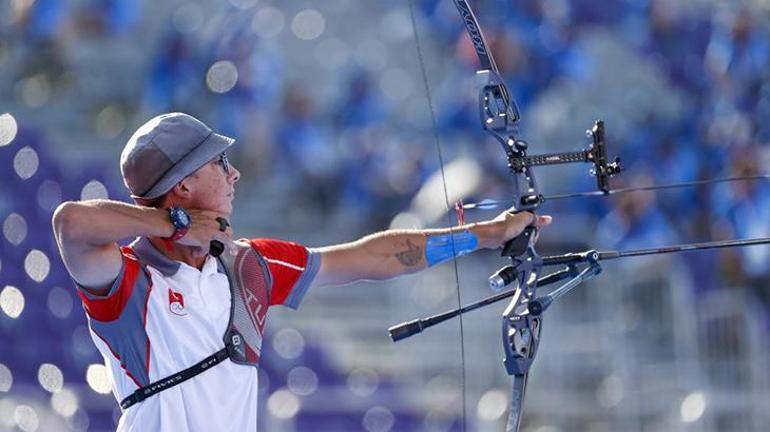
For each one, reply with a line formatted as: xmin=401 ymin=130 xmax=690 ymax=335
xmin=513 ymin=211 xmax=536 ymax=225
xmin=215 ymin=217 xmax=231 ymax=233
xmin=534 ymin=215 xmax=552 ymax=227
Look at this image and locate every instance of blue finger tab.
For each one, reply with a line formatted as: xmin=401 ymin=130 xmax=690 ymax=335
xmin=425 ymin=231 xmax=479 ymax=267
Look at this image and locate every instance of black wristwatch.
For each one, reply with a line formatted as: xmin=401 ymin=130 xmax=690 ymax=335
xmin=165 ymin=207 xmax=191 ymax=241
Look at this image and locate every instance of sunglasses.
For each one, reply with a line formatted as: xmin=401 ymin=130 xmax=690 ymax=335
xmin=217 ymin=152 xmax=231 ymax=176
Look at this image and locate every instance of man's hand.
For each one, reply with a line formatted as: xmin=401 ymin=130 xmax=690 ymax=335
xmin=492 ymin=210 xmax=552 ymax=248
xmin=175 ymin=210 xmax=237 ymax=256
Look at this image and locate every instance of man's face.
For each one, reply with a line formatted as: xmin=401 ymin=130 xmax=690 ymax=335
xmin=183 ymin=152 xmax=240 ymax=215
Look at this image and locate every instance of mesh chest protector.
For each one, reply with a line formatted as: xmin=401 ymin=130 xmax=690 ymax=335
xmin=120 ymin=241 xmax=271 ymax=409
xmin=219 ymin=240 xmax=271 ymax=365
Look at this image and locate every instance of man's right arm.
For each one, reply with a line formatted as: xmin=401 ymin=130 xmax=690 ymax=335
xmin=52 ymin=200 xmax=177 ymax=296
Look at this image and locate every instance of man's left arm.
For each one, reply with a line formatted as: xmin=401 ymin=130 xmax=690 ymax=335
xmin=311 ymin=212 xmax=551 ymax=288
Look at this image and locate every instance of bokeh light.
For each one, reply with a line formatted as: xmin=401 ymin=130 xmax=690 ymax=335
xmin=0 ymin=113 xmax=18 ymax=147
xmin=347 ymin=368 xmax=379 ymax=397
xmin=85 ymin=364 xmax=112 ymax=395
xmin=3 ymin=213 xmax=28 ymax=246
xmin=17 ymin=74 xmax=50 ymax=108
xmin=251 ymin=7 xmax=285 ymax=39
xmin=38 ymin=363 xmax=64 ymax=393
xmin=47 ymin=287 xmax=74 ymax=319
xmin=291 ymin=9 xmax=325 ymax=41
xmin=286 ymin=366 xmax=318 ymax=396
xmin=425 ymin=375 xmax=461 ymax=410
xmin=13 ymin=405 xmax=39 ymax=432
xmin=596 ymin=375 xmax=624 ymax=408
xmin=267 ymin=388 xmax=300 ymax=419
xmin=206 ymin=61 xmax=239 ymax=94
xmin=0 ymin=363 xmax=13 ymax=392
xmin=362 ymin=406 xmax=395 ymax=432
xmin=476 ymin=389 xmax=507 ymax=421
xmin=94 ymin=105 xmax=126 ymax=140
xmin=172 ymin=3 xmax=204 ymax=34
xmin=378 ymin=8 xmax=413 ymax=43
xmin=80 ymin=180 xmax=109 ymax=201
xmin=0 ymin=285 xmax=24 ymax=319
xmin=51 ymin=388 xmax=79 ymax=417
xmin=37 ymin=180 xmax=62 ymax=212
xmin=24 ymin=249 xmax=51 ymax=283
xmin=13 ymin=146 xmax=39 ymax=180
xmin=272 ymin=328 xmax=305 ymax=359
xmin=680 ymin=391 xmax=706 ymax=423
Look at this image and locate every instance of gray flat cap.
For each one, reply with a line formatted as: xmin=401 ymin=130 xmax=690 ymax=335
xmin=120 ymin=113 xmax=235 ymax=199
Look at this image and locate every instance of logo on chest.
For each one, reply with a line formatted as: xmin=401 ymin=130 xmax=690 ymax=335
xmin=168 ymin=289 xmax=188 ymax=316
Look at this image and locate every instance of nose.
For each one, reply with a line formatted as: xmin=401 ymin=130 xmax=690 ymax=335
xmin=228 ymin=165 xmax=241 ymax=184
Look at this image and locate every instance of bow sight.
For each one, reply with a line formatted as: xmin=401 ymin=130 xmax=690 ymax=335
xmin=505 ymin=120 xmax=623 ymax=196
xmin=479 ymin=67 xmax=623 ymax=208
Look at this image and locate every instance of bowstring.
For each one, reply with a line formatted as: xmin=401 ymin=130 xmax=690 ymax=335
xmin=407 ymin=1 xmax=467 ymax=429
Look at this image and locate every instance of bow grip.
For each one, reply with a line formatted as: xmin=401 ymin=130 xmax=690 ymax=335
xmin=501 ymin=225 xmax=536 ymax=257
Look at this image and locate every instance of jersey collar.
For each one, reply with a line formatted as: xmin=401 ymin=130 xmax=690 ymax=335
xmin=130 ymin=237 xmax=226 ymax=276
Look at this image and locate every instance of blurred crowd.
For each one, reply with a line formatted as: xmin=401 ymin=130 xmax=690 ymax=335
xmin=1 ymin=0 xmax=770 ymax=430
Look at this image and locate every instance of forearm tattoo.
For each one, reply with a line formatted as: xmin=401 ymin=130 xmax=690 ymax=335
xmin=394 ymin=239 xmax=423 ymax=267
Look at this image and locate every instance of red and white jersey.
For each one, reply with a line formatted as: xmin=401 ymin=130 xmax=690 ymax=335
xmin=75 ymin=236 xmax=319 ymax=431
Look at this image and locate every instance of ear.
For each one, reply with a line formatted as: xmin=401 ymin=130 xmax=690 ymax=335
xmin=172 ymin=178 xmax=194 ymax=198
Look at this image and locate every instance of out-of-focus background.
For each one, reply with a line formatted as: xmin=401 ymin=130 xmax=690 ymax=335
xmin=1 ymin=0 xmax=769 ymax=431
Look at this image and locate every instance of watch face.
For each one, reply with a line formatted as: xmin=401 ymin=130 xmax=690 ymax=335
xmin=171 ymin=207 xmax=191 ymax=229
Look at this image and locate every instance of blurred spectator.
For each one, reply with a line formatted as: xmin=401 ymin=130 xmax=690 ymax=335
xmin=276 ymin=84 xmax=340 ymax=216
xmin=596 ymin=171 xmax=679 ymax=252
xmin=71 ymin=0 xmax=140 ymax=36
xmin=142 ymin=29 xmax=202 ymax=113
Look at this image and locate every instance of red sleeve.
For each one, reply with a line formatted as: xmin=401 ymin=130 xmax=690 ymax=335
xmin=75 ymin=246 xmax=146 ymax=322
xmin=249 ymin=239 xmax=309 ymax=306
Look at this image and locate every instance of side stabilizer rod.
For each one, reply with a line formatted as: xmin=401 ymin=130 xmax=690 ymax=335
xmin=388 ymin=267 xmax=576 ymax=342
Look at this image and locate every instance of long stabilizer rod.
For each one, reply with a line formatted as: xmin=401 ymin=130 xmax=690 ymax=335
xmin=542 ymin=237 xmax=770 ymax=266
